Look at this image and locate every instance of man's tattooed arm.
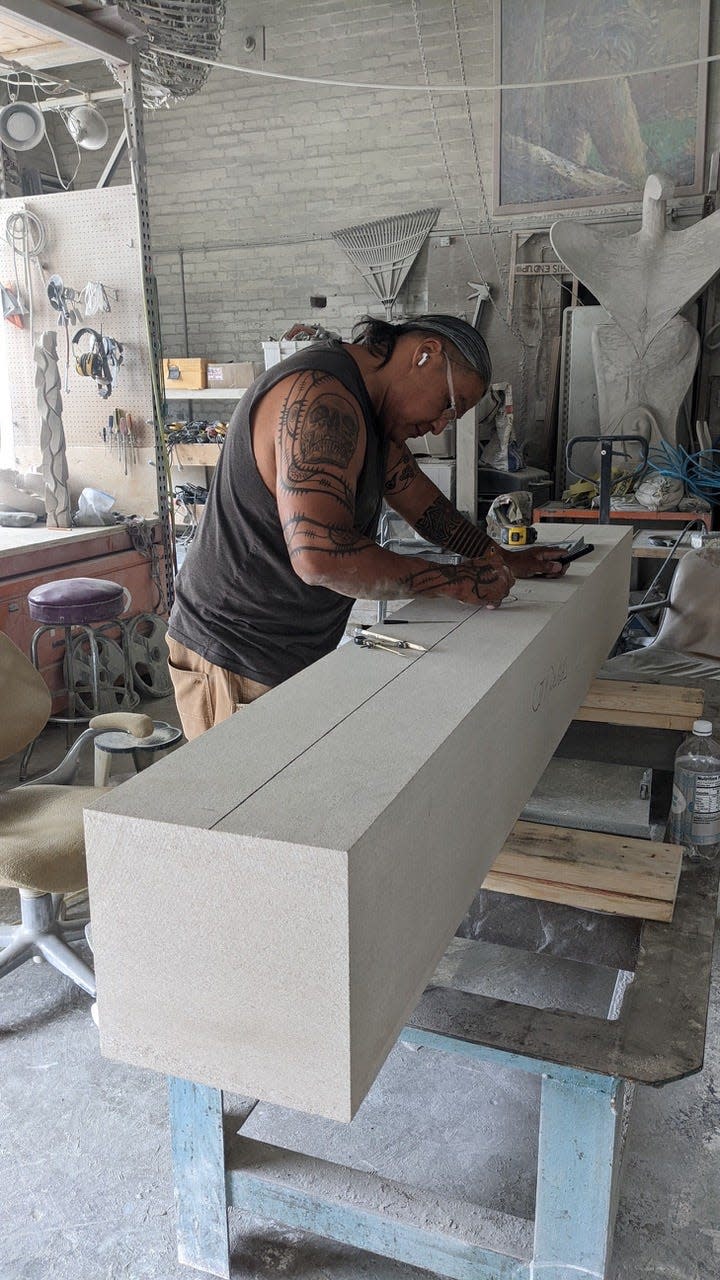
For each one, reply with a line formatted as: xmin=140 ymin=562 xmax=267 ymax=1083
xmin=414 ymin=495 xmax=493 ymax=559
xmin=384 ymin=444 xmax=421 ymax=498
xmin=398 ymin=559 xmax=509 ymax=604
xmin=277 ymin=370 xmax=362 ymax=517
xmin=282 ymin=510 xmax=512 ymax=603
xmin=383 ymin=443 xmax=493 ymax=559
xmin=275 ymin=378 xmax=512 ymax=604
xmin=282 ymin=513 xmax=377 ymax=561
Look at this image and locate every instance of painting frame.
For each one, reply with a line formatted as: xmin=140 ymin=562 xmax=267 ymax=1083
xmin=493 ymin=0 xmax=710 ymax=215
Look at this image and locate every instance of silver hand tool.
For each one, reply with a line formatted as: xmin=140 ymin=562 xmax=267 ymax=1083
xmin=351 ymin=628 xmax=428 ymax=656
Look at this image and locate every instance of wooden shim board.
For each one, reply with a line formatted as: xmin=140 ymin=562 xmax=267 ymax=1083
xmin=481 ymin=874 xmax=672 ymax=921
xmin=576 ymin=678 xmax=703 ymax=729
xmin=583 ymin=679 xmax=704 ymax=712
xmin=85 ymin=526 xmax=632 ymax=1121
xmin=483 ymin=820 xmax=682 ymax=921
xmin=574 ymin=706 xmax=700 ymax=730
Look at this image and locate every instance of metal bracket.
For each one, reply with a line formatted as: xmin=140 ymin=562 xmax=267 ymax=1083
xmin=237 ymin=27 xmax=266 ymax=61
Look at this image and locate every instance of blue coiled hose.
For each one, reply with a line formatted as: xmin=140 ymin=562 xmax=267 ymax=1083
xmin=646 ymin=441 xmax=720 ymax=502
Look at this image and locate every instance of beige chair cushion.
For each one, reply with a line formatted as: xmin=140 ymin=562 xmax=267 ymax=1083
xmin=0 ymin=632 xmax=51 ymax=759
xmin=0 ymin=785 xmax=102 ymax=892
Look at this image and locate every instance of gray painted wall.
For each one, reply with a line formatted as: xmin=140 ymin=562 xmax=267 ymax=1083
xmin=32 ymin=1 xmax=720 ymax=445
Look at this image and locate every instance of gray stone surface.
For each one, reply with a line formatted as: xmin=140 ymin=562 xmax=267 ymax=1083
xmin=522 ymin=757 xmax=654 ymax=838
xmin=84 ymin=528 xmax=632 ymax=1119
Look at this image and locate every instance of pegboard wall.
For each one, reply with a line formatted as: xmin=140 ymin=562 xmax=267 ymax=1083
xmin=1 ymin=186 xmax=154 ymax=452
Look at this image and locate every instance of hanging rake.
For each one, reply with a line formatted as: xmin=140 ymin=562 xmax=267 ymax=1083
xmin=332 ymin=207 xmax=440 ymax=319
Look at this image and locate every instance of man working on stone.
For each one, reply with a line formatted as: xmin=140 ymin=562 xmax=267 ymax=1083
xmin=168 ymin=314 xmax=565 ymax=739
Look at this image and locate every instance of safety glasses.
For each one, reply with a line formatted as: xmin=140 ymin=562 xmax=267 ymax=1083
xmin=443 ymin=352 xmax=457 ymax=425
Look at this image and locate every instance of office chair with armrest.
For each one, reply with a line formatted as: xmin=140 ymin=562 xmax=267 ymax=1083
xmin=0 ymin=631 xmax=153 ymax=997
xmin=602 ymin=545 xmax=720 ymax=706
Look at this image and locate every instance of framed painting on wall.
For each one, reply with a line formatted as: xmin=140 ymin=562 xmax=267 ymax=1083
xmin=494 ymin=0 xmax=710 ymax=214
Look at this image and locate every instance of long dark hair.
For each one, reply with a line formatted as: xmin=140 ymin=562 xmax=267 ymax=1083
xmin=352 ymin=313 xmax=492 ymax=384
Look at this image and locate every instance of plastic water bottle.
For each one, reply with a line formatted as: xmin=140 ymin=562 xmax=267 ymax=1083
xmin=669 ymin=719 xmax=720 ymax=863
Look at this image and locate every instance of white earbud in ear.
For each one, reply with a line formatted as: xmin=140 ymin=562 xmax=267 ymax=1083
xmin=418 ymin=353 xmax=429 ymax=366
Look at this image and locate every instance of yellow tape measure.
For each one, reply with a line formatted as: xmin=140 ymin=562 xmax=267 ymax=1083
xmin=502 ymin=525 xmax=536 ymax=546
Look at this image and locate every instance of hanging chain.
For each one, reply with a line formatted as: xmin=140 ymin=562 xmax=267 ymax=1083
xmin=411 ymin=0 xmax=530 ymax=418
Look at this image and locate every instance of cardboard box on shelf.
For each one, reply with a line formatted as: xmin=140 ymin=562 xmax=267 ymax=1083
xmin=163 ymin=358 xmax=207 ymax=390
xmin=206 ymin=362 xmax=257 ymax=389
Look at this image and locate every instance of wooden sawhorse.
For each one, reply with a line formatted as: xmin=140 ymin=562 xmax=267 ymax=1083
xmin=167 ymin=860 xmax=718 ymax=1280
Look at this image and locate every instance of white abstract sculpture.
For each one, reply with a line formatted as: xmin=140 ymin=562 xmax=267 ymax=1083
xmin=550 ymin=174 xmax=720 ymax=447
xmin=35 ymin=331 xmax=71 ymax=528
xmin=591 ymin=315 xmax=699 ymax=448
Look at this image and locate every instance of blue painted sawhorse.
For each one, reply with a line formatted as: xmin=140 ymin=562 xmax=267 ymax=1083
xmin=167 ymin=860 xmax=718 ymax=1280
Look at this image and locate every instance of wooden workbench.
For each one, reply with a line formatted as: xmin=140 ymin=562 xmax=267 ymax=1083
xmin=534 ymin=504 xmax=713 ymax=533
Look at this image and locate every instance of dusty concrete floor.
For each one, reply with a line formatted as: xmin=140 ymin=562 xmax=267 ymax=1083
xmin=1 ymin=692 xmax=719 ymax=1280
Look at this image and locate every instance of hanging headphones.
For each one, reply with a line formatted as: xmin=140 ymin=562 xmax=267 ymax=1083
xmin=72 ymin=327 xmax=123 ymax=399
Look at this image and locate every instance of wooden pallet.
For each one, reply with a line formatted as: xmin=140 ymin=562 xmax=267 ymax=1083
xmin=575 ymin=678 xmax=704 ymax=731
xmin=483 ymin=820 xmax=683 ymax=921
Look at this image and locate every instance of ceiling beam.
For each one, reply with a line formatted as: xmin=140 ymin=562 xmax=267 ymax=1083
xmin=0 ymin=0 xmax=136 ymax=66
xmin=0 ymin=40 xmax=106 ymax=69
xmin=35 ymin=86 xmax=124 ymax=110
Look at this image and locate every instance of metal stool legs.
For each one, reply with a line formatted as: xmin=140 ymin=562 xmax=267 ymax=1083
xmin=19 ymin=623 xmax=103 ymax=780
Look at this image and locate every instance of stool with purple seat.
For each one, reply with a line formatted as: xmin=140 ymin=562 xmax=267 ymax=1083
xmin=20 ymin=577 xmax=139 ymax=779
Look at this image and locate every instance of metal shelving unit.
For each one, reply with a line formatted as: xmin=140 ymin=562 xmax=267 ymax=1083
xmin=165 ymin=387 xmax=248 ymax=401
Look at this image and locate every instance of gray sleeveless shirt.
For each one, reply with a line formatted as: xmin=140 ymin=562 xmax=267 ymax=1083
xmin=168 ymin=344 xmax=387 ymax=686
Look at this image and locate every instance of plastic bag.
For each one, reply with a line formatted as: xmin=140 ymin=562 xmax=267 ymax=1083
xmin=75 ymin=487 xmax=116 ymax=526
xmin=480 ymin=383 xmax=523 ymax=472
xmin=486 ymin=491 xmax=534 ymax=542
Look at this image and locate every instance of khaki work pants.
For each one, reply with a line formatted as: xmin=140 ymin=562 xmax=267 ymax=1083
xmin=167 ymin=636 xmax=272 ymax=740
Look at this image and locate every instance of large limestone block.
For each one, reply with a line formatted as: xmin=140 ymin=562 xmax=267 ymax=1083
xmin=84 ymin=526 xmax=631 ymax=1121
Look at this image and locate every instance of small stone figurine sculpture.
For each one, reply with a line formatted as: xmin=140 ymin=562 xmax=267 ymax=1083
xmin=35 ymin=330 xmax=71 ymax=528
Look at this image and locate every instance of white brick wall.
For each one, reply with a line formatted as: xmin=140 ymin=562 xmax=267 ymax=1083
xmin=36 ymin=1 xmax=720 ymax=417
xmin=44 ymin=1 xmax=495 ymax=363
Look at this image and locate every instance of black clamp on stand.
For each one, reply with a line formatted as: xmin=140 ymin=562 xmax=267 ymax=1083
xmin=566 ymin=435 xmax=649 ymax=524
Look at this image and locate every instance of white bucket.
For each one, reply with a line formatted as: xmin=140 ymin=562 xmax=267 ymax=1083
xmin=262 ymin=339 xmax=315 ymax=370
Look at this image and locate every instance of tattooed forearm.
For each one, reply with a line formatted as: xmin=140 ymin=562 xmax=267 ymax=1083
xmin=399 ymin=560 xmax=501 ymax=602
xmin=277 ymin=371 xmax=363 ymax=515
xmin=413 ymin=495 xmax=492 ymax=558
xmin=282 ymin=513 xmax=376 ymax=561
xmin=283 ymin=512 xmax=510 ymax=604
xmin=384 ymin=446 xmax=419 ymax=496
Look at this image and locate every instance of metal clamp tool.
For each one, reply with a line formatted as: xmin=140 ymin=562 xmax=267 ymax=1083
xmin=351 ymin=628 xmax=428 ymax=657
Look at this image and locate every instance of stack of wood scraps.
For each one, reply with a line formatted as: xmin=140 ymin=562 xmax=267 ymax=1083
xmin=484 ymin=820 xmax=683 ymax=922
xmin=576 ymin=678 xmax=704 ymax=731
xmin=482 ymin=677 xmax=698 ymax=923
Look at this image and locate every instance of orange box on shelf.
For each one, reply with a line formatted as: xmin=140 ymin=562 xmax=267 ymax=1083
xmin=163 ymin=358 xmax=207 ymax=391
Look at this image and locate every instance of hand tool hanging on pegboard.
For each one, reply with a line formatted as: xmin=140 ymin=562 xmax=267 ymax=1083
xmin=72 ymin=326 xmax=123 ymax=399
xmin=47 ymin=275 xmax=78 ymax=392
xmin=5 ymin=208 xmax=46 ymax=340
